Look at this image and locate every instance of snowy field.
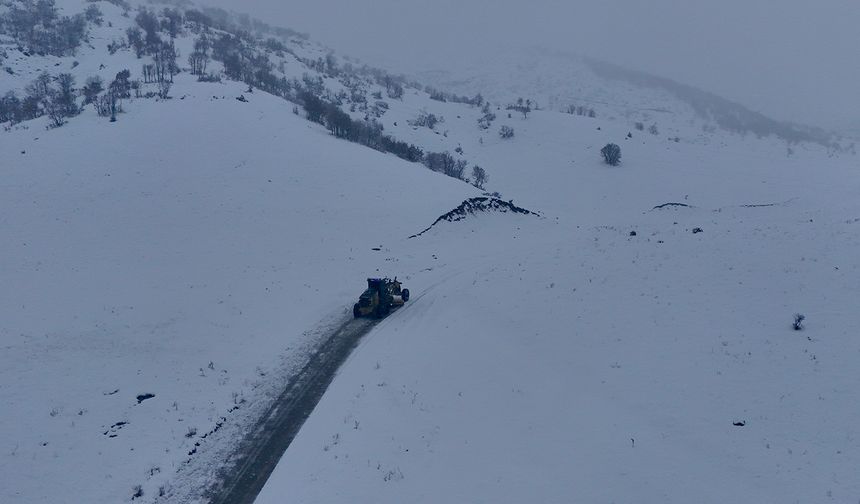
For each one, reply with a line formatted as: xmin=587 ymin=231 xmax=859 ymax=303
xmin=257 ymin=153 xmax=860 ymax=503
xmin=1 ymin=1 xmax=859 ymax=503
xmin=252 ymin=89 xmax=860 ymax=503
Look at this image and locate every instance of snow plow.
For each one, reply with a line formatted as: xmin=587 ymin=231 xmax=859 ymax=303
xmin=353 ymin=278 xmax=410 ymax=318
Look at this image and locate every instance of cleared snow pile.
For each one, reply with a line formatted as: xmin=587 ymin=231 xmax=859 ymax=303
xmin=409 ymin=197 xmax=539 ymax=238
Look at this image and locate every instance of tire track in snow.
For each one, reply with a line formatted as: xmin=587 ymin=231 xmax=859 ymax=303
xmin=205 ymin=315 xmax=379 ymax=504
xmin=204 ymin=275 xmax=443 ymax=504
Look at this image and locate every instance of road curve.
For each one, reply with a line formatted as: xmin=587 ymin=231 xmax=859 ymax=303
xmin=205 ymin=315 xmax=379 ymax=504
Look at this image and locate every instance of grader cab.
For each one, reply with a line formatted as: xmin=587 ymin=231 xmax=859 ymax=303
xmin=353 ymin=278 xmax=410 ymax=319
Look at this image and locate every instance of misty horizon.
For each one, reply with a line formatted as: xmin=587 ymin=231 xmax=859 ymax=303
xmin=201 ymin=0 xmax=860 ymax=132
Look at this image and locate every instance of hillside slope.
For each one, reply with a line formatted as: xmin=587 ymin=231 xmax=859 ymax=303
xmin=0 ymin=72 xmax=477 ymax=503
xmin=257 ymin=128 xmax=860 ymax=503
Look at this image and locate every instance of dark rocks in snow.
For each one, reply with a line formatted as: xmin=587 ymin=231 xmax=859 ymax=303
xmin=652 ymin=202 xmax=692 ymax=210
xmin=629 ymin=231 xmax=637 ymax=237
xmin=692 ymin=227 xmax=703 ymax=234
xmin=409 ymin=197 xmax=539 ymax=238
xmin=104 ymin=421 xmax=128 ymax=437
xmin=236 ymin=95 xmax=248 ymax=103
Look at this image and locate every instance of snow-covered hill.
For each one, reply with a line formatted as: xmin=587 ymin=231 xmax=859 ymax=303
xmin=413 ymin=46 xmax=849 ymax=150
xmin=415 ymin=46 xmax=692 ymax=124
xmin=2 ymin=1 xmax=859 ymax=504
xmin=255 ymin=56 xmax=860 ymax=503
xmin=259 ymin=192 xmax=860 ymax=504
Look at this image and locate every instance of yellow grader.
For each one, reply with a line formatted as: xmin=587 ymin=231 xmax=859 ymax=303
xmin=353 ymin=278 xmax=410 ymax=318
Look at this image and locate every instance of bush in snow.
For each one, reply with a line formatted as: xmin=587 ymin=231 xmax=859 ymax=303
xmin=299 ymin=90 xmax=326 ymax=123
xmin=499 ymin=125 xmax=514 ymax=139
xmin=93 ymin=70 xmax=131 ymax=121
xmin=424 ymin=151 xmax=455 ymax=175
xmin=428 ymin=88 xmax=447 ymax=102
xmin=410 ymin=109 xmax=441 ymax=130
xmin=157 ymin=80 xmax=171 ymax=99
xmin=601 ymin=143 xmax=622 ymax=166
xmin=477 ymin=116 xmax=495 ymax=130
xmin=3 ymin=0 xmax=89 ymax=56
xmin=43 ymin=73 xmax=79 ymax=127
xmin=386 ymin=81 xmax=404 ymax=100
xmin=82 ymin=76 xmax=104 ymax=105
xmin=0 ymin=91 xmax=23 ymax=124
xmin=111 ymin=70 xmax=132 ymax=99
xmin=424 ymin=152 xmax=467 ymax=181
xmin=84 ymin=5 xmax=103 ymax=26
xmin=451 ymin=159 xmax=468 ymax=180
xmin=793 ymin=313 xmax=805 ymax=331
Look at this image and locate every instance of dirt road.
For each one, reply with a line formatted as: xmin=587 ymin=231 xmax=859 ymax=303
xmin=205 ymin=315 xmax=379 ymax=504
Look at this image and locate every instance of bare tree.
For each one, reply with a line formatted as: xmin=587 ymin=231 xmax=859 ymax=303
xmin=160 ymin=8 xmax=183 ymax=39
xmin=26 ymin=73 xmax=53 ymax=103
xmin=157 ymin=80 xmax=171 ymax=99
xmin=55 ymin=73 xmax=78 ymax=117
xmin=471 ymin=165 xmax=487 ymax=189
xmin=188 ymin=35 xmax=210 ymax=76
xmin=424 ymin=151 xmax=455 ymax=174
xmin=135 ymin=8 xmax=160 ymax=52
xmin=188 ymin=51 xmax=208 ymax=75
xmin=507 ymin=97 xmax=531 ymax=118
xmin=126 ymin=27 xmax=145 ymax=58
xmin=142 ymin=64 xmax=156 ymax=83
xmin=153 ymin=41 xmax=178 ymax=83
xmin=449 ymin=159 xmax=468 ymax=180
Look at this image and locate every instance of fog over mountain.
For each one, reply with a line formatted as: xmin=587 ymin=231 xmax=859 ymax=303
xmin=204 ymin=0 xmax=860 ymax=132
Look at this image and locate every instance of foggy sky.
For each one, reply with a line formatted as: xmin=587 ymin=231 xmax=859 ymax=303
xmin=204 ymin=0 xmax=860 ymax=131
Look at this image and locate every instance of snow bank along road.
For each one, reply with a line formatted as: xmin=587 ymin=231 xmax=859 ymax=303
xmin=205 ymin=315 xmax=379 ymax=504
